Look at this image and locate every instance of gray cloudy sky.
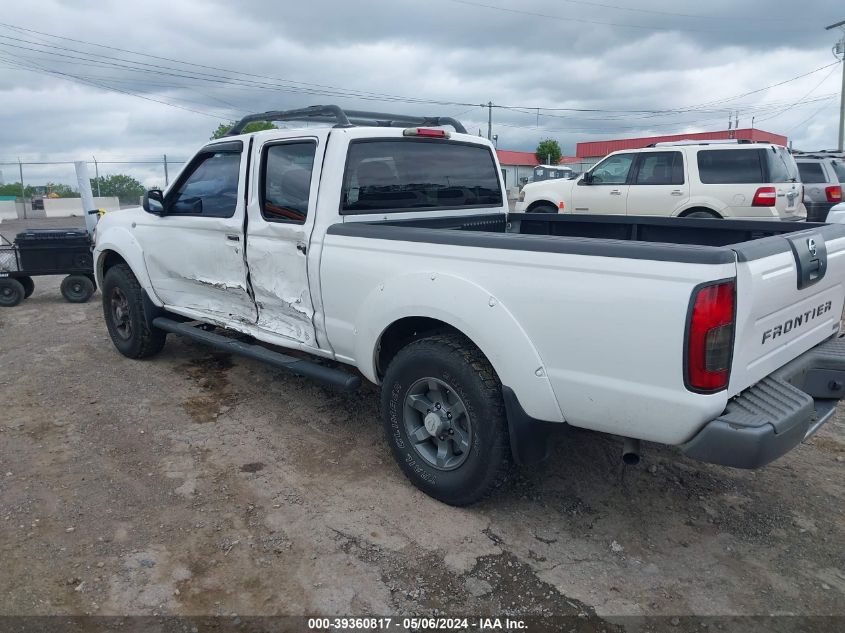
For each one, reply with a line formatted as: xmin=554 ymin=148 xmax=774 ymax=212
xmin=0 ymin=0 xmax=843 ymax=187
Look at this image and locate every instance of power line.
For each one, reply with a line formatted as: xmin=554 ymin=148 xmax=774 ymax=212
xmin=755 ymin=62 xmax=842 ymax=123
xmin=444 ymin=0 xmax=812 ymax=33
xmin=0 ymin=22 xmax=838 ymax=121
xmin=551 ymin=0 xmax=814 ymax=22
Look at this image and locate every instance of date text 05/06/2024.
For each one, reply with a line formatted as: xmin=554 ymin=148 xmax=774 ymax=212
xmin=306 ymin=617 xmax=528 ymax=630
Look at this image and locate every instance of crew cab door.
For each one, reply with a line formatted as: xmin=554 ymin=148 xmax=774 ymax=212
xmin=245 ymin=130 xmax=327 ymax=346
xmin=626 ymin=150 xmax=689 ymax=216
xmin=136 ymin=140 xmax=256 ymax=322
xmin=571 ymin=152 xmax=635 ymax=214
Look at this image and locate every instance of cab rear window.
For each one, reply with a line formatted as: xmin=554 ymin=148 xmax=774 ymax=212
xmin=341 ymin=139 xmax=502 ymax=214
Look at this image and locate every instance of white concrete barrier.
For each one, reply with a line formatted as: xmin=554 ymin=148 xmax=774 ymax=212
xmin=42 ymin=197 xmax=121 ymax=217
xmin=0 ymin=200 xmax=17 ymax=221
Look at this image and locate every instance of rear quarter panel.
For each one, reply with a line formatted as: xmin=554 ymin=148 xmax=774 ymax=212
xmin=321 ymin=232 xmax=736 ymax=444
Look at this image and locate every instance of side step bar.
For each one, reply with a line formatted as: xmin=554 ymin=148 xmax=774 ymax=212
xmin=152 ymin=317 xmax=361 ymax=392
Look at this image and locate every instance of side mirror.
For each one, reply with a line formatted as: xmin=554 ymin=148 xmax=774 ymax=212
xmin=143 ymin=189 xmax=165 ymax=215
xmin=580 ymin=172 xmax=593 ymax=185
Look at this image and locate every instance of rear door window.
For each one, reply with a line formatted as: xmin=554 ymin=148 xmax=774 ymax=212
xmin=341 ymin=139 xmax=502 ymax=213
xmin=697 ymin=149 xmax=764 ymax=184
xmin=797 ymin=162 xmax=828 ymax=184
xmin=261 ymin=141 xmax=316 ymax=224
xmin=634 ymin=151 xmax=684 ymax=185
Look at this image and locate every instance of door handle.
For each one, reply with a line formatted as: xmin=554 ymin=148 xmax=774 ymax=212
xmin=670 ymin=190 xmax=684 ymax=196
xmin=609 ymin=189 xmax=622 ymax=196
xmin=296 ymin=242 xmax=307 ymax=255
xmin=226 ymin=234 xmax=240 ymax=242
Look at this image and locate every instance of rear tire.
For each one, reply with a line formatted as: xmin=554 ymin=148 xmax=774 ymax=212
xmin=682 ymin=209 xmax=720 ymax=219
xmin=380 ymin=332 xmax=511 ymax=506
xmin=61 ymin=274 xmax=95 ymax=303
xmin=102 ymin=263 xmax=166 ymax=359
xmin=18 ymin=276 xmax=34 ymax=299
xmin=0 ymin=278 xmax=25 ymax=307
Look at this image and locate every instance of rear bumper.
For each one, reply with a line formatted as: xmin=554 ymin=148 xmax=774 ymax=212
xmin=682 ymin=334 xmax=845 ymax=469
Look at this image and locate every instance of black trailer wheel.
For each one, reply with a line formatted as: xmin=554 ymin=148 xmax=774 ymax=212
xmin=61 ymin=274 xmax=95 ymax=303
xmin=0 ymin=278 xmax=25 ymax=307
xmin=102 ymin=263 xmax=166 ymax=359
xmin=381 ymin=332 xmax=511 ymax=506
xmin=18 ymin=276 xmax=35 ymax=298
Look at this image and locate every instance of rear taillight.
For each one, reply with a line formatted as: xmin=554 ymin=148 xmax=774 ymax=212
xmin=751 ymin=186 xmax=777 ymax=207
xmin=686 ymin=280 xmax=735 ymax=392
xmin=825 ymin=185 xmax=842 ymax=203
xmin=403 ymin=127 xmax=450 ymax=138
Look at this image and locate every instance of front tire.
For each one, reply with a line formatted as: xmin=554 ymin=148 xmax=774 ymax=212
xmin=380 ymin=332 xmax=511 ymax=506
xmin=102 ymin=263 xmax=166 ymax=359
xmin=0 ymin=278 xmax=25 ymax=307
xmin=530 ymin=203 xmax=558 ymax=214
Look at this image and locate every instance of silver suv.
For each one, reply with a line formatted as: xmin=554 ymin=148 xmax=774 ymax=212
xmin=794 ymin=151 xmax=845 ymax=222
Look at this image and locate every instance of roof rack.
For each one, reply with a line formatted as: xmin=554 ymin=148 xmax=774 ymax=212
xmin=792 ymin=149 xmax=845 ymax=158
xmin=227 ymin=105 xmax=468 ymax=136
xmin=645 ymin=139 xmax=758 ymax=148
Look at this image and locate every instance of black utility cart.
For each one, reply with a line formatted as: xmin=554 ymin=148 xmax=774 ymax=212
xmin=0 ymin=228 xmax=96 ymax=307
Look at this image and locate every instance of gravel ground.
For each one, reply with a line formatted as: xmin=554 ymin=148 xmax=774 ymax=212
xmin=1 ymin=217 xmax=844 ymax=629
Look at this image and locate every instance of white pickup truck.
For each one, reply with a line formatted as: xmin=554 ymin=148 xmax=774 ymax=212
xmin=94 ymin=106 xmax=845 ymax=505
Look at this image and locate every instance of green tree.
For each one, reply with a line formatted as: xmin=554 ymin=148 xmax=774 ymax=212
xmin=0 ymin=182 xmax=77 ymax=198
xmin=211 ymin=120 xmax=276 ymax=139
xmin=0 ymin=183 xmax=23 ymax=197
xmin=90 ymin=174 xmax=145 ymax=203
xmin=535 ymin=138 xmax=562 ymax=165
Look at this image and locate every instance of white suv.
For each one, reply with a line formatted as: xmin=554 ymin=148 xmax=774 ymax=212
xmin=515 ymin=141 xmax=806 ymax=220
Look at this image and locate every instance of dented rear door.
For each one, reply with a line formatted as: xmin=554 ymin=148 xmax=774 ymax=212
xmin=245 ymin=130 xmax=328 ymax=346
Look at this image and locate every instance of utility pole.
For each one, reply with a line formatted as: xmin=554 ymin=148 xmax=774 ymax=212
xmin=18 ymin=157 xmax=25 ymax=219
xmin=486 ymin=101 xmax=493 ymax=140
xmin=93 ymin=156 xmax=101 ymax=197
xmin=163 ymin=154 xmax=169 ymax=186
xmin=826 ymin=19 xmax=845 ymax=152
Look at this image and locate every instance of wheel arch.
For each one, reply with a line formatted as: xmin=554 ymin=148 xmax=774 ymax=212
xmin=677 ymin=206 xmax=723 ymax=218
xmin=95 ymin=229 xmax=162 ymax=306
xmin=354 ymin=272 xmax=564 ymax=423
xmin=526 ymin=199 xmax=559 ymax=213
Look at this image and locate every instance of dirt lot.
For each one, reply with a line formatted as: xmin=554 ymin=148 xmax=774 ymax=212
xmin=1 ymin=217 xmax=844 ymax=628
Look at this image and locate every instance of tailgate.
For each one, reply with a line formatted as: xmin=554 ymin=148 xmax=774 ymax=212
xmin=729 ymin=225 xmax=845 ymax=396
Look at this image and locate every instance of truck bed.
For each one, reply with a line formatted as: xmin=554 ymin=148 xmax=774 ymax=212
xmin=329 ymin=213 xmax=844 ymax=265
xmin=323 ymin=212 xmax=845 ymax=445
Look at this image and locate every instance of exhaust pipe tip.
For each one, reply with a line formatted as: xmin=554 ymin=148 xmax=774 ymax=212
xmin=622 ymin=437 xmax=641 ymax=466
